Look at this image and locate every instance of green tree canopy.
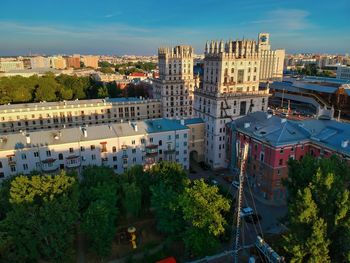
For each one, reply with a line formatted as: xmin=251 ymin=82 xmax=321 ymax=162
xmin=283 ymin=155 xmax=350 ymax=262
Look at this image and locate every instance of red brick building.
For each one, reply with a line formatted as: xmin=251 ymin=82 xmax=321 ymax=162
xmin=226 ymin=112 xmax=350 ymax=204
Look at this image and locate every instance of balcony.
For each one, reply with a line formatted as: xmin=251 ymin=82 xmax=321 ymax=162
xmin=41 ymin=158 xmax=58 ymax=172
xmin=145 ymin=144 xmax=158 ymax=157
xmin=66 ymin=155 xmax=81 ymax=168
xmin=164 ymin=148 xmax=176 ymax=155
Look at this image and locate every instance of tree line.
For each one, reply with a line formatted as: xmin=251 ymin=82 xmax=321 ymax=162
xmin=0 ymin=73 xmax=150 ymax=105
xmin=98 ymin=61 xmax=157 ymax=75
xmin=0 ymin=162 xmax=231 ymax=262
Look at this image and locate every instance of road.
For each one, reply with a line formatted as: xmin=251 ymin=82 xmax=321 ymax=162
xmin=189 ymin=163 xmax=287 ymax=248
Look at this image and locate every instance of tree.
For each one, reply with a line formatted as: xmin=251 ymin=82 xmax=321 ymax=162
xmin=180 ymin=179 xmax=230 ymax=256
xmin=0 ymin=172 xmax=79 ymax=263
xmin=150 ymin=162 xmax=189 ymax=237
xmin=80 ymin=166 xmax=119 ymax=258
xmin=283 ymin=155 xmax=350 ymax=262
xmin=122 ymin=182 xmax=141 ymax=218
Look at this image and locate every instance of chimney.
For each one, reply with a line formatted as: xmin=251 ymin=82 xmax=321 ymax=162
xmin=341 ymin=140 xmax=349 ymax=148
xmin=82 ymin=128 xmax=87 ymax=138
xmin=26 ymin=134 xmax=31 ymax=144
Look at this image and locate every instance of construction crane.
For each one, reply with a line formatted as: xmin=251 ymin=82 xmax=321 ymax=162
xmin=233 ymin=143 xmax=249 ymax=263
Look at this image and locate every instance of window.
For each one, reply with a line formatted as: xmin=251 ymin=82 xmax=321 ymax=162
xmin=280 ymin=148 xmax=284 ymax=154
xmin=132 ymin=149 xmax=136 ymax=154
xmin=150 ymin=137 xmax=153 ymax=143
xmin=46 ymin=150 xmax=51 ymax=157
xmin=90 ymin=145 xmax=95 ymax=150
xmin=80 ymin=146 xmax=85 ymax=152
xmin=168 ymin=135 xmax=172 ymax=140
xmin=59 ymin=153 xmax=63 ymax=160
xmin=141 ymin=138 xmax=145 ymax=144
xmin=133 ymin=157 xmax=136 ymax=163
xmin=0 ymin=172 xmax=4 ymax=178
xmin=175 ymin=134 xmax=179 ymax=139
xmin=21 ymin=153 xmax=26 ymax=160
xmin=260 ymin=152 xmax=265 ymax=162
xmin=34 ymin=151 xmax=39 ymax=157
xmin=69 ymin=148 xmax=74 ymax=153
xmin=0 ymin=161 xmax=2 ymax=168
xmin=132 ymin=140 xmax=135 ymax=145
xmin=23 ymin=164 xmax=28 ymax=170
xmin=158 ymin=140 xmax=162 ymax=146
xmin=91 ymin=154 xmax=96 ymax=160
xmin=113 ymin=156 xmax=117 ymax=161
xmin=112 ymin=146 xmax=117 ymax=152
xmin=184 ymin=133 xmax=187 ymax=138
xmin=113 ymin=165 xmax=118 ymax=169
xmin=277 ymin=169 xmax=281 ymax=175
xmin=279 ymin=159 xmax=283 ymax=165
xmin=10 ymin=166 xmax=16 ymax=172
xmin=184 ymin=142 xmax=187 ymax=146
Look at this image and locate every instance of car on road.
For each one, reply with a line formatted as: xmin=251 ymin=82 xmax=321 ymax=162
xmin=223 ymin=176 xmax=233 ymax=183
xmin=198 ymin=161 xmax=210 ymax=171
xmin=240 ymin=207 xmax=254 ymax=217
xmin=189 ymin=167 xmax=197 ymax=174
xmin=232 ymin=180 xmax=240 ymax=189
xmin=244 ymin=213 xmax=262 ymax=224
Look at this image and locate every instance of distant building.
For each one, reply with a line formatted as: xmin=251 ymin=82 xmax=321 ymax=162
xmin=0 ymin=118 xmax=192 ymax=178
xmin=257 ymin=33 xmax=285 ymax=81
xmin=153 ymin=45 xmax=195 ymax=118
xmin=50 ymin=56 xmax=66 ymax=69
xmin=91 ymin=72 xmax=124 ymax=82
xmin=81 ymin=55 xmax=99 ymax=69
xmin=30 ymin=56 xmax=51 ymax=69
xmin=0 ymin=61 xmax=24 ymax=72
xmin=0 ymin=97 xmax=162 ymax=134
xmin=65 ymin=55 xmax=81 ymax=69
xmin=128 ymin=72 xmax=148 ymax=81
xmin=337 ymin=65 xmax=350 ymax=81
xmin=227 ymin=111 xmax=350 ymax=204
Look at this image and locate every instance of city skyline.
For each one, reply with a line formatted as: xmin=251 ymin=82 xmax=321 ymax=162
xmin=1 ymin=0 xmax=349 ymax=56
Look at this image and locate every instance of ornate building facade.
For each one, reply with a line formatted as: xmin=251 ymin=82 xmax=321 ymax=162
xmin=153 ymin=45 xmax=195 ymax=118
xmin=194 ymin=39 xmax=270 ymax=169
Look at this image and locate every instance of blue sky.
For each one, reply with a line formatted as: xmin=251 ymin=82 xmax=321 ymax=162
xmin=1 ymin=0 xmax=349 ymax=55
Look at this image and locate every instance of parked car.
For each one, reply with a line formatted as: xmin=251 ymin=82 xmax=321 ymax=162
xmin=240 ymin=207 xmax=254 ymax=217
xmin=244 ymin=213 xmax=262 ymax=224
xmin=198 ymin=161 xmax=210 ymax=170
xmin=232 ymin=180 xmax=240 ymax=189
xmin=223 ymin=176 xmax=233 ymax=183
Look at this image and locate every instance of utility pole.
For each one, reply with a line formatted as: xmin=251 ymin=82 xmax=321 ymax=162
xmin=233 ymin=143 xmax=249 ymax=263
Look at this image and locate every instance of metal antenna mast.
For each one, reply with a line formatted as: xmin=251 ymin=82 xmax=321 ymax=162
xmin=233 ymin=142 xmax=249 ymax=263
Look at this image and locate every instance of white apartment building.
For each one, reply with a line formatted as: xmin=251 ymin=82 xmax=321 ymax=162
xmin=0 ymin=61 xmax=24 ymax=72
xmin=153 ymin=45 xmax=195 ymax=118
xmin=257 ymin=33 xmax=285 ymax=81
xmin=337 ymin=65 xmax=350 ymax=81
xmin=0 ymin=118 xmax=191 ymax=179
xmin=30 ymin=56 xmax=51 ymax=69
xmin=194 ymin=39 xmax=270 ymax=169
xmin=0 ymin=98 xmax=162 ymax=133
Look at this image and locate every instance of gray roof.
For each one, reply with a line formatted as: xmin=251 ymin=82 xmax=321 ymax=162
xmin=231 ymin=112 xmax=350 ymax=156
xmin=0 ymin=118 xmax=188 ymax=151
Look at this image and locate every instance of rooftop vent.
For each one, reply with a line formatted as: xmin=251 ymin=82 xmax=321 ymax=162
xmin=341 ymin=140 xmax=349 ymax=148
xmin=26 ymin=134 xmax=31 ymax=144
xmin=244 ymin=122 xmax=251 ymax=128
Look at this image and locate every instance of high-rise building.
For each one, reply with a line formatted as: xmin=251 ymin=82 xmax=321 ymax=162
xmin=81 ymin=55 xmax=99 ymax=69
xmin=194 ymin=39 xmax=270 ymax=169
xmin=257 ymin=33 xmax=285 ymax=81
xmin=66 ymin=55 xmax=81 ymax=69
xmin=153 ymin=45 xmax=195 ymax=118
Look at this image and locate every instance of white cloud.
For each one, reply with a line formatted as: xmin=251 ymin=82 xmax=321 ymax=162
xmin=248 ymin=9 xmax=312 ymax=31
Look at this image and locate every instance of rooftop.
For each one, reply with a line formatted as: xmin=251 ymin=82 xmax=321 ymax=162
xmin=231 ymin=112 xmax=350 ymax=156
xmin=0 ymin=118 xmax=189 ymax=151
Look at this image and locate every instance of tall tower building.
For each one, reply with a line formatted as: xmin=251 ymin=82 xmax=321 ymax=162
xmin=194 ymin=39 xmax=270 ymax=169
xmin=257 ymin=33 xmax=285 ymax=81
xmin=153 ymin=45 xmax=195 ymax=118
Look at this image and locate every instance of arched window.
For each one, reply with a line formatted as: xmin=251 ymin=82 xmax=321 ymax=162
xmin=58 ymin=153 xmax=63 ymax=160
xmin=112 ymin=146 xmax=117 ymax=153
